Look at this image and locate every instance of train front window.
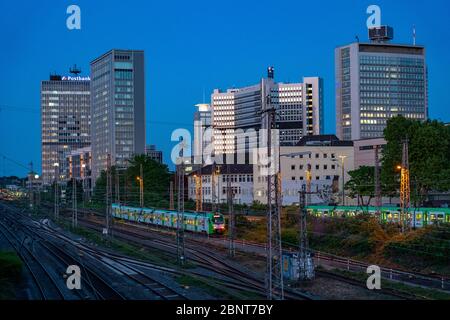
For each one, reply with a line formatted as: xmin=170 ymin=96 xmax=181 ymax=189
xmin=213 ymin=215 xmax=224 ymax=224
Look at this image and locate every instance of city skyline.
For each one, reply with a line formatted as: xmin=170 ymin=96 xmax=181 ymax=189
xmin=1 ymin=0 xmax=450 ymax=176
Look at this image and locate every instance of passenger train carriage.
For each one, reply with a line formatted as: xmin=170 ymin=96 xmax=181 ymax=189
xmin=112 ymin=203 xmax=225 ymax=235
xmin=307 ymin=206 xmax=450 ymax=228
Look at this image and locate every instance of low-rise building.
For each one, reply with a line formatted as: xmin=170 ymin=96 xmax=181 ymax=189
xmin=188 ymin=164 xmax=254 ymax=206
xmin=353 ymin=138 xmax=386 ymax=169
xmin=145 ymin=145 xmax=163 ymax=164
xmin=253 ymin=135 xmax=354 ymax=205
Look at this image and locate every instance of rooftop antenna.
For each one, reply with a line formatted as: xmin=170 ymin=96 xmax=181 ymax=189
xmin=69 ymin=64 xmax=81 ymax=75
xmin=413 ymin=25 xmax=416 ymax=46
xmin=355 ymin=35 xmax=360 ymax=43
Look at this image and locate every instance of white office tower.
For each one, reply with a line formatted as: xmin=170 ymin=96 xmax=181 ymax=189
xmin=211 ymin=68 xmax=323 ymax=162
xmin=335 ymin=26 xmax=428 ymax=140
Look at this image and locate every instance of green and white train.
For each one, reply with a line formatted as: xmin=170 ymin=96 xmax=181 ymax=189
xmin=306 ymin=205 xmax=450 ymax=228
xmin=111 ymin=203 xmax=226 ymax=235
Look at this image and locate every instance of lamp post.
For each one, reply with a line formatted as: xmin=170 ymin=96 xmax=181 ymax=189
xmin=81 ymin=163 xmax=86 ymax=207
xmin=34 ymin=174 xmax=40 ymax=207
xmin=136 ymin=163 xmax=144 ymax=208
xmin=53 ymin=163 xmax=59 ymax=220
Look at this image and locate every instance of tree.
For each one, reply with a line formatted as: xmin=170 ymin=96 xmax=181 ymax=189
xmin=93 ymin=155 xmax=172 ymax=209
xmin=345 ymin=166 xmax=375 ymax=209
xmin=382 ymin=116 xmax=450 ymax=206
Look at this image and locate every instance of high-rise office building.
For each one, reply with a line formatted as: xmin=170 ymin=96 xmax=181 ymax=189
xmin=335 ymin=26 xmax=428 ymax=141
xmin=40 ymin=74 xmax=91 ymax=184
xmin=145 ymin=145 xmax=163 ymax=164
xmin=211 ymin=68 xmax=323 ymax=157
xmin=193 ymin=103 xmax=212 ymax=161
xmin=90 ymin=49 xmax=146 ymax=183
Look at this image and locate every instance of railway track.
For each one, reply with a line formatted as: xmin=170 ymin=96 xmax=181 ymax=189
xmin=0 ymin=215 xmax=68 ymax=300
xmin=15 ymin=202 xmax=437 ymax=300
xmin=0 ymin=205 xmax=125 ymax=300
xmin=72 ymin=214 xmax=315 ymax=300
xmin=0 ymin=202 xmax=187 ymax=300
xmin=74 ymin=212 xmax=443 ymax=300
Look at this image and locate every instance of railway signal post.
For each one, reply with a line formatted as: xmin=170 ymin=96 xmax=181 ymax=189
xmin=375 ymin=145 xmax=382 ymax=218
xmin=169 ymin=180 xmax=174 ymax=210
xmin=298 ymin=187 xmax=315 ymax=281
xmin=105 ymin=154 xmax=112 ymax=237
xmin=227 ymin=165 xmax=235 ymax=258
xmin=72 ymin=177 xmax=78 ymax=228
xmin=260 ymin=91 xmax=284 ymax=300
xmin=176 ymin=162 xmax=186 ymax=266
xmin=400 ymin=139 xmax=411 ymax=233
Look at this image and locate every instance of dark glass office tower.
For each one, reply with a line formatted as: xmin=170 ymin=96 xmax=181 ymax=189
xmin=90 ymin=49 xmax=146 ymax=183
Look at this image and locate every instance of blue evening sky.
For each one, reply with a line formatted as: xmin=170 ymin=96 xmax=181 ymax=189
xmin=0 ymin=0 xmax=449 ymax=176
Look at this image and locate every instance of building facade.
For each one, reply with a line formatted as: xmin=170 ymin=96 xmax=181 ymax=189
xmin=335 ymin=28 xmax=428 ymax=141
xmin=66 ymin=146 xmax=91 ymax=179
xmin=188 ymin=164 xmax=254 ymax=205
xmin=253 ymin=135 xmax=354 ymax=205
xmin=211 ymin=68 xmax=323 ymax=158
xmin=193 ymin=103 xmax=212 ymax=163
xmin=145 ymin=145 xmax=163 ymax=164
xmin=40 ymin=75 xmax=91 ymax=184
xmin=353 ymin=138 xmax=386 ymax=169
xmin=66 ymin=146 xmax=92 ymax=193
xmin=90 ymin=49 xmax=146 ymax=183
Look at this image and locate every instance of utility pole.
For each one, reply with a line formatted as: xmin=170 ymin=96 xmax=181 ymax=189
xmin=211 ymin=163 xmax=220 ymax=213
xmin=169 ymin=180 xmax=175 ymax=210
xmin=72 ymin=177 xmax=77 ymax=228
xmin=28 ymin=162 xmax=34 ymax=208
xmin=306 ymin=164 xmax=312 ymax=206
xmin=105 ymin=154 xmax=112 ymax=236
xmin=176 ymin=163 xmax=186 ymax=266
xmin=262 ymin=93 xmax=284 ymax=300
xmin=400 ymin=139 xmax=411 ymax=233
xmin=339 ymin=155 xmax=347 ymax=206
xmin=54 ymin=163 xmax=59 ymax=220
xmin=374 ymin=145 xmax=382 ymax=217
xmin=298 ymin=188 xmax=314 ymax=280
xmin=227 ymin=165 xmax=235 ymax=257
xmin=81 ymin=163 xmax=86 ymax=207
xmin=115 ymin=171 xmax=120 ymax=204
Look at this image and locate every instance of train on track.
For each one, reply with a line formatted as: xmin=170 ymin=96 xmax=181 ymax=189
xmin=111 ymin=203 xmax=226 ymax=235
xmin=307 ymin=205 xmax=450 ymax=228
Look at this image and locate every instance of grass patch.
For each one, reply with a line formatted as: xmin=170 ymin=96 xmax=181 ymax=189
xmin=0 ymin=251 xmax=23 ymax=299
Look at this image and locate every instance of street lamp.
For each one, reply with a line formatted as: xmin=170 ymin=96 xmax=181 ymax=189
xmin=136 ymin=175 xmax=143 ymax=208
xmin=81 ymin=163 xmax=86 ymax=206
xmin=53 ymin=163 xmax=60 ymax=220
